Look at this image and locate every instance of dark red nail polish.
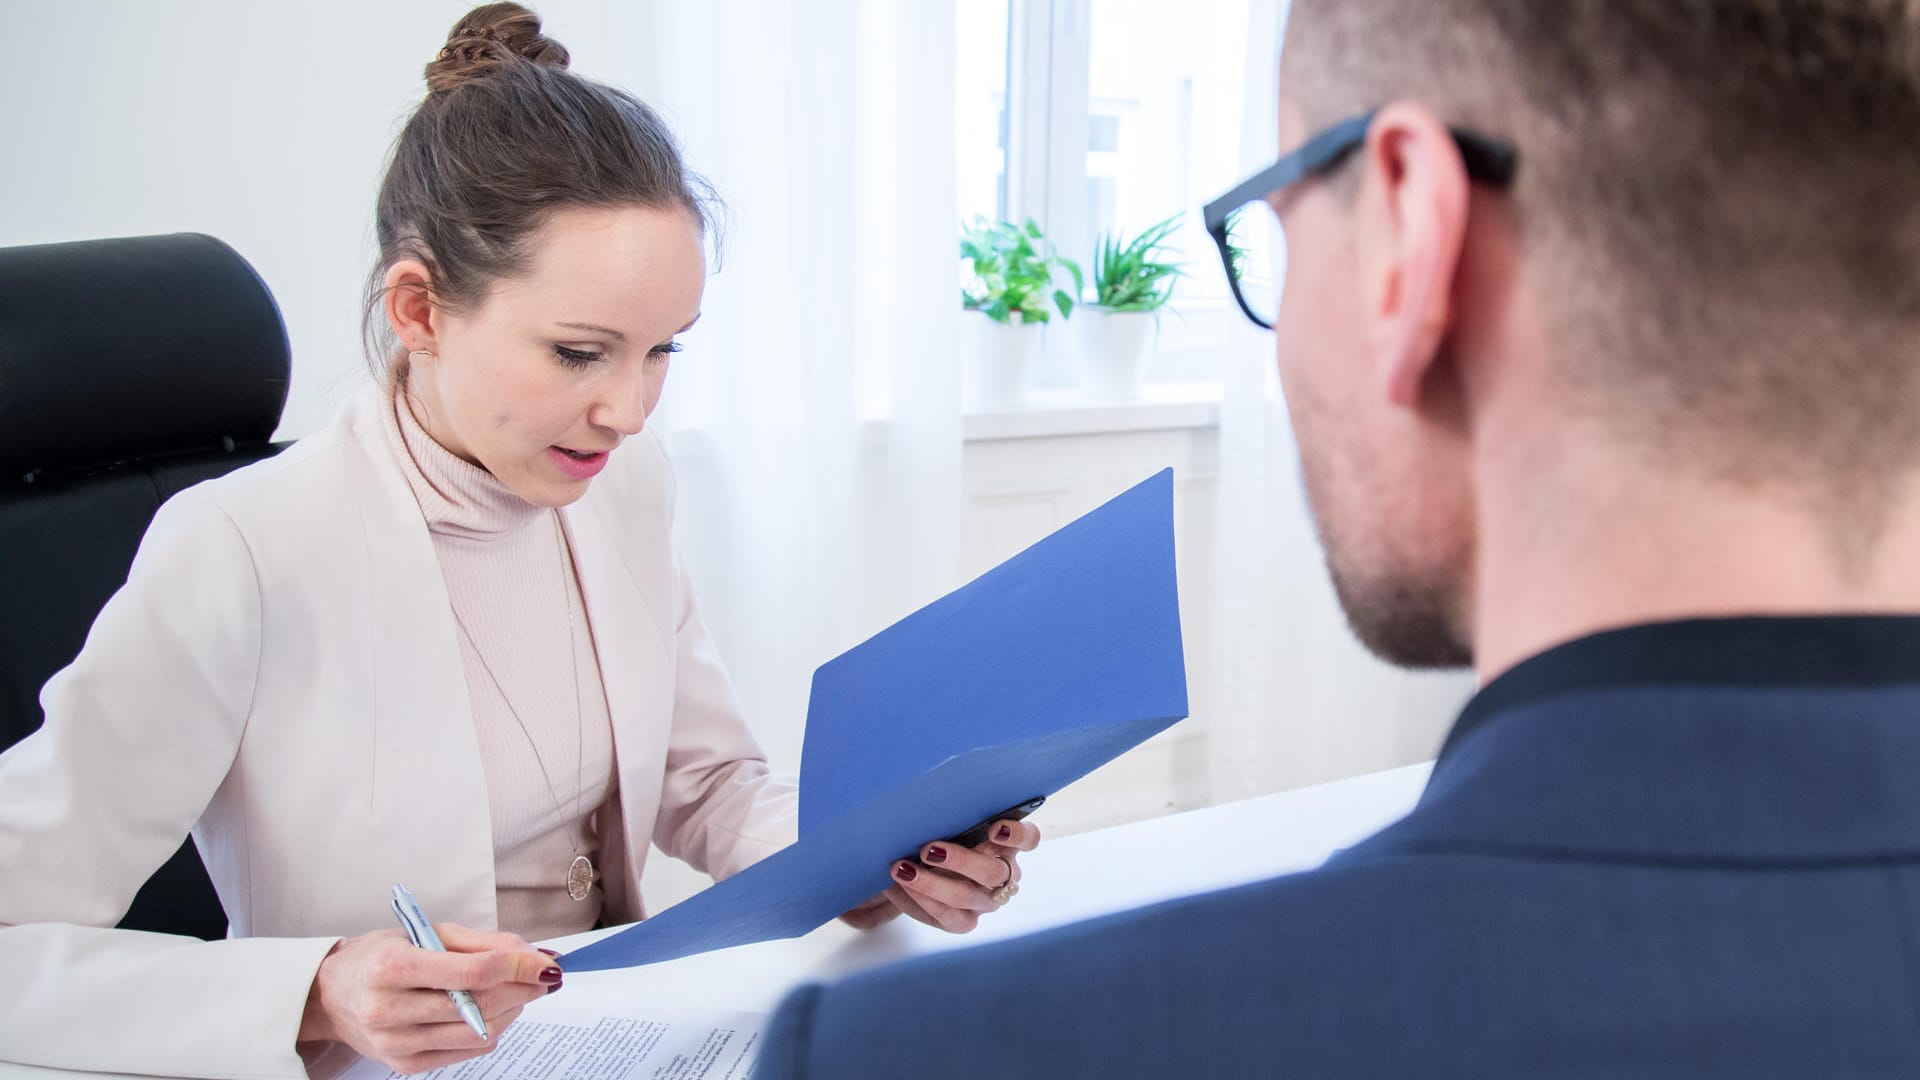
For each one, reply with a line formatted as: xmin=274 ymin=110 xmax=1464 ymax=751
xmin=537 ymin=948 xmax=561 ymax=959
xmin=539 ymin=967 xmax=563 ymax=984
xmin=925 ymin=845 xmax=948 ymax=864
xmin=995 ymin=824 xmax=1012 ymax=842
xmin=896 ymin=861 xmax=918 ymax=882
xmin=546 ymin=980 xmax=563 ymax=995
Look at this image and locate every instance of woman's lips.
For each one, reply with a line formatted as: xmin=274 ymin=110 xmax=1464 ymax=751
xmin=548 ymin=445 xmax=610 ymax=480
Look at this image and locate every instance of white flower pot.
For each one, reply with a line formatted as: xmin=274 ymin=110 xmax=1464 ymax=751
xmin=961 ymin=311 xmax=1043 ymax=410
xmin=1078 ymin=307 xmax=1154 ymax=401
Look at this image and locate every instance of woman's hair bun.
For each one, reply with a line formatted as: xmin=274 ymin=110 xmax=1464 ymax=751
xmin=424 ymin=3 xmax=570 ymax=95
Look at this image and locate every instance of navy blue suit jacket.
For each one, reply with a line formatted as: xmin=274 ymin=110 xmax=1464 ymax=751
xmin=759 ymin=617 xmax=1920 ymax=1077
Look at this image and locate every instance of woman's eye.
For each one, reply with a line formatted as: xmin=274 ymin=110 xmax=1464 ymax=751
xmin=647 ymin=342 xmax=685 ymax=366
xmin=554 ymin=344 xmax=604 ymax=369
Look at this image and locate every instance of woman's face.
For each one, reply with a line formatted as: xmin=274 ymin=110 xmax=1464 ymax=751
xmin=399 ymin=203 xmax=705 ymax=507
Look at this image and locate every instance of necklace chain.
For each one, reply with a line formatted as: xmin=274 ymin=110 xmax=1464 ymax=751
xmin=448 ymin=510 xmax=594 ymax=900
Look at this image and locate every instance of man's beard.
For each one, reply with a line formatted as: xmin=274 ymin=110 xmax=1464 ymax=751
xmin=1322 ymin=548 xmax=1472 ymax=669
xmin=1289 ymin=382 xmax=1473 ymax=670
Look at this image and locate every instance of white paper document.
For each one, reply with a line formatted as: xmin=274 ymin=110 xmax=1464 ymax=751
xmin=336 ymin=1001 xmax=763 ymax=1080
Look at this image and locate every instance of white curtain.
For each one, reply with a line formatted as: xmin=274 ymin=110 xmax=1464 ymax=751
xmin=1207 ymin=0 xmax=1474 ymax=803
xmin=607 ymin=1 xmax=966 ymax=782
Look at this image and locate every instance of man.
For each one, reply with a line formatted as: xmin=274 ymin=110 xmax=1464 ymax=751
xmin=759 ymin=1 xmax=1920 ymax=1074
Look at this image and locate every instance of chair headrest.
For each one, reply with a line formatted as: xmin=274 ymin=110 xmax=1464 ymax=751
xmin=0 ymin=233 xmax=291 ymax=485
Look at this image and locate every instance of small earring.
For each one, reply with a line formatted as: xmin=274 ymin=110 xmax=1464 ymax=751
xmin=408 ymin=349 xmax=434 ymax=365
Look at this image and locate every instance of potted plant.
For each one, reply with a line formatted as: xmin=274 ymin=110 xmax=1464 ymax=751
xmin=959 ymin=217 xmax=1082 ymax=409
xmin=1080 ymin=213 xmax=1183 ymax=401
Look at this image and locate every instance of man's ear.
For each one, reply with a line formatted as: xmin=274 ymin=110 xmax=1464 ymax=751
xmin=382 ymin=259 xmax=440 ymax=356
xmin=1355 ymin=102 xmax=1472 ymax=410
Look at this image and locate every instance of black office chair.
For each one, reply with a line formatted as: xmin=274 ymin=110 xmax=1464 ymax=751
xmin=0 ymin=232 xmax=292 ymax=941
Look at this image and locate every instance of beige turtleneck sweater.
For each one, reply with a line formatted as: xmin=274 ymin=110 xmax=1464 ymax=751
xmin=384 ymin=389 xmax=616 ymax=941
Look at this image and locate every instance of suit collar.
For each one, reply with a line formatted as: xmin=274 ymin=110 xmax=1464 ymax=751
xmin=1447 ymin=615 xmax=1920 ymax=758
xmin=1358 ymin=616 xmax=1920 ymax=865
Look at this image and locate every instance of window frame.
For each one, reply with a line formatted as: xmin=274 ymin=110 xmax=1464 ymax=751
xmin=987 ymin=0 xmax=1236 ymax=394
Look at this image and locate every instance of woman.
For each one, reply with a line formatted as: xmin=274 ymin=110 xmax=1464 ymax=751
xmin=0 ymin=5 xmax=1036 ymax=1077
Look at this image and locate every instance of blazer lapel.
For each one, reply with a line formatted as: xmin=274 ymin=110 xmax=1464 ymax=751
xmin=561 ymin=479 xmax=677 ymax=919
xmin=346 ymin=390 xmax=500 ymax=931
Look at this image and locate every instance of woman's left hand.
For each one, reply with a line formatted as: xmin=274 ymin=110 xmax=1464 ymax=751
xmin=840 ymin=818 xmax=1042 ymax=933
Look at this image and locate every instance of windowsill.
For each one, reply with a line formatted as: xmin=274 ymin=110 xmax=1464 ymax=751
xmin=963 ymin=382 xmax=1222 ymax=442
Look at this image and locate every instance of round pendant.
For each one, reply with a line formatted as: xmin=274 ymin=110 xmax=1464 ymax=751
xmin=567 ymin=854 xmax=595 ymax=901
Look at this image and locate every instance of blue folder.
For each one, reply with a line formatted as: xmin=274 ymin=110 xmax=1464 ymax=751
xmin=560 ymin=469 xmax=1188 ymax=972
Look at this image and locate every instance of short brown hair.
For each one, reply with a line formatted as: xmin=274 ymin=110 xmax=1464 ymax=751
xmin=362 ymin=3 xmax=717 ymax=378
xmin=1286 ymin=1 xmax=1920 ymax=549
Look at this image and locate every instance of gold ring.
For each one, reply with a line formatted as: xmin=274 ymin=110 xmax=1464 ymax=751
xmin=987 ymin=855 xmax=1017 ymax=905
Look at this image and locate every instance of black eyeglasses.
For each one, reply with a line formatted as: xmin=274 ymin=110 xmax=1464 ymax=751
xmin=1201 ymin=109 xmax=1519 ymax=330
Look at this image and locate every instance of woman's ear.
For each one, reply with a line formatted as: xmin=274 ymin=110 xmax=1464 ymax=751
xmin=382 ymin=258 xmax=439 ymax=356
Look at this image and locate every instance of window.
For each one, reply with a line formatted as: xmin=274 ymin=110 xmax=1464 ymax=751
xmin=955 ymin=3 xmax=1013 ymax=227
xmin=956 ymin=0 xmax=1272 ymax=396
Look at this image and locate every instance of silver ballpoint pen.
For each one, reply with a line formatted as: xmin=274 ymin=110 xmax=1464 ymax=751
xmin=390 ymin=884 xmax=489 ymax=1040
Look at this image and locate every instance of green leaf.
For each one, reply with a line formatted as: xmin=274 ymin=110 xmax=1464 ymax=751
xmin=962 ymin=215 xmax=1097 ymax=316
xmin=1053 ymin=289 xmax=1074 ymax=320
xmin=1137 ymin=214 xmax=1182 ymax=248
xmin=1087 ymin=213 xmax=1185 ymax=309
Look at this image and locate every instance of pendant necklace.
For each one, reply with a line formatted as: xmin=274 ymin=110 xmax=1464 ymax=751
xmin=451 ymin=510 xmax=596 ymax=901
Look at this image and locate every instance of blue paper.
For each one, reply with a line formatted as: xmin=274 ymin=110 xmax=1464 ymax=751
xmin=560 ymin=469 xmax=1188 ymax=972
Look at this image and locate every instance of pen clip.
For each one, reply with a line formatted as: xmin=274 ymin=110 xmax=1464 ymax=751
xmin=392 ymin=897 xmax=427 ymax=948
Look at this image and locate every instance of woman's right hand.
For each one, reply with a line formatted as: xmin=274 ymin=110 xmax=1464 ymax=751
xmin=298 ymin=924 xmax=561 ymax=1074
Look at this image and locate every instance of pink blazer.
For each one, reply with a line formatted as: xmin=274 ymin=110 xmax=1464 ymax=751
xmin=0 ymin=388 xmax=798 ymax=1078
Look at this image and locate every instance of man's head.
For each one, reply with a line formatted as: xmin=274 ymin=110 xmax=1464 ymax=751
xmin=1270 ymin=0 xmax=1920 ymax=669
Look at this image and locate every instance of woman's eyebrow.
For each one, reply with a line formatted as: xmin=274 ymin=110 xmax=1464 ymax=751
xmin=556 ymin=321 xmax=626 ymax=341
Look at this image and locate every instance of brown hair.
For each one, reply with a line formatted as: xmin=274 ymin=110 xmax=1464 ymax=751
xmin=363 ymin=2 xmax=718 ymax=378
xmin=1285 ymin=0 xmax=1920 ymax=547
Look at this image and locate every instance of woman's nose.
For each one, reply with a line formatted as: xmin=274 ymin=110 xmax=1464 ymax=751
xmin=592 ymin=369 xmax=650 ymax=436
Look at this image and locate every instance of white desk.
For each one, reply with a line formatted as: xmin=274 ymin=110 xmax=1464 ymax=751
xmin=0 ymin=762 xmax=1431 ymax=1080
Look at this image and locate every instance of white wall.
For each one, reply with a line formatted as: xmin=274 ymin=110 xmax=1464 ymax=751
xmin=0 ymin=0 xmax=630 ymax=439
